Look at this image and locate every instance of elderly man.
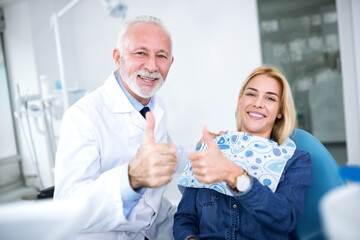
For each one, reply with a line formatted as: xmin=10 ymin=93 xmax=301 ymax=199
xmin=54 ymin=15 xmax=192 ymax=239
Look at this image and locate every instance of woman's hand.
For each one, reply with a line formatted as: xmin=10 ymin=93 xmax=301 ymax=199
xmin=195 ymin=130 xmax=224 ymax=149
xmin=189 ymin=126 xmax=242 ymax=184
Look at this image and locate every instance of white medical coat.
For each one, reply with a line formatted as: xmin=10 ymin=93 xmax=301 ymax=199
xmin=54 ymin=72 xmax=191 ymax=240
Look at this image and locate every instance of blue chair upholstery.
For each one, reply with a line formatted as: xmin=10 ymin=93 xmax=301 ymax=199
xmin=290 ymin=129 xmax=346 ymax=240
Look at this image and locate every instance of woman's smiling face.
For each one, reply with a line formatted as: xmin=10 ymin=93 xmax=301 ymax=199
xmin=238 ymin=74 xmax=283 ymax=139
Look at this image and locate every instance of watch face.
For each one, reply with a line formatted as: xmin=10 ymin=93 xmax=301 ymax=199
xmin=236 ymin=175 xmax=251 ymax=192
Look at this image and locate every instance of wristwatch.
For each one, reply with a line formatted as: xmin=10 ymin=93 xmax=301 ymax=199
xmin=228 ymin=171 xmax=251 ymax=193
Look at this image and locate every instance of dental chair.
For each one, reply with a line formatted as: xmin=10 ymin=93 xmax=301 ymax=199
xmin=291 ymin=129 xmax=346 ymax=240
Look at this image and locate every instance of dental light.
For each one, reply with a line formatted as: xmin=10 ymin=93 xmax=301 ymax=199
xmin=101 ymin=0 xmax=128 ymax=18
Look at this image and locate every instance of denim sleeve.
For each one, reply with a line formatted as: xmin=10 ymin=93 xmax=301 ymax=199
xmin=234 ymin=150 xmax=312 ymax=233
xmin=173 ymin=187 xmax=200 ymax=240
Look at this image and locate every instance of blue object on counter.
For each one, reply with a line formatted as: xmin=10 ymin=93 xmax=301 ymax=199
xmin=55 ymin=80 xmax=62 ymax=90
xmin=340 ymin=165 xmax=360 ymax=182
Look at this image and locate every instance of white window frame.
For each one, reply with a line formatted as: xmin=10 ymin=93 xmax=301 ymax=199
xmin=336 ymin=0 xmax=360 ymax=165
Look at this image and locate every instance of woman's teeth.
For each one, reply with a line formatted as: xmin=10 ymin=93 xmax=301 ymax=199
xmin=249 ymin=112 xmax=264 ymax=118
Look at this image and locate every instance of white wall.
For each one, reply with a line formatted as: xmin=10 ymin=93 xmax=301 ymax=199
xmin=3 ymin=0 xmax=262 ymax=193
xmin=4 ymin=1 xmax=38 ymax=95
xmin=65 ymin=0 xmax=262 ymax=144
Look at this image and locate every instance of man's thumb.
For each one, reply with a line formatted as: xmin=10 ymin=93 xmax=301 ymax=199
xmin=202 ymin=126 xmax=217 ymax=148
xmin=143 ymin=111 xmax=155 ymax=144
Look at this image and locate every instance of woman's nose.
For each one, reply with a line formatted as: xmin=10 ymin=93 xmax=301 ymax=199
xmin=253 ymin=97 xmax=264 ymax=108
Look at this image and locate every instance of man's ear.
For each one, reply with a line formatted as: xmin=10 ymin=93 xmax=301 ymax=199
xmin=113 ymin=49 xmax=121 ymax=68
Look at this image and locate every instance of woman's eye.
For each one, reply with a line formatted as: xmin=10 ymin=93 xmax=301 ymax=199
xmin=246 ymin=93 xmax=255 ymax=96
xmin=267 ymin=97 xmax=276 ymax=101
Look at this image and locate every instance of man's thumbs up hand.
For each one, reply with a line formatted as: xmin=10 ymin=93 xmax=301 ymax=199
xmin=142 ymin=111 xmax=155 ymax=145
xmin=129 ymin=111 xmax=178 ymax=189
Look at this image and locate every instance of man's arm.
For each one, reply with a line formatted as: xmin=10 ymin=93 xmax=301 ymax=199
xmin=55 ymin=109 xmax=179 ymax=232
xmin=54 ymin=107 xmax=130 ymax=232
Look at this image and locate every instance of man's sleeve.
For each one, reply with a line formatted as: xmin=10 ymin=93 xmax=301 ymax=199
xmin=54 ymin=107 xmax=140 ymax=232
xmin=120 ymin=163 xmax=142 ymax=218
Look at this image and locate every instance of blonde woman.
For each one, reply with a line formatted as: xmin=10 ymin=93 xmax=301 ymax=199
xmin=174 ymin=66 xmax=312 ymax=240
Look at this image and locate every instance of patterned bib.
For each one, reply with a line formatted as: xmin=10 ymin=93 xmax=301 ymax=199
xmin=178 ymin=131 xmax=296 ymax=196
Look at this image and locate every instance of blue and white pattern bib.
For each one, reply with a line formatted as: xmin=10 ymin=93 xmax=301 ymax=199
xmin=178 ymin=131 xmax=296 ymax=196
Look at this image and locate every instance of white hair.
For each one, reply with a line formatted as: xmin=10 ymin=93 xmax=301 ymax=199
xmin=115 ymin=15 xmax=173 ymax=54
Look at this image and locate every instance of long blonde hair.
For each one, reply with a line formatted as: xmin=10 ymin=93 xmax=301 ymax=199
xmin=236 ymin=66 xmax=297 ymax=144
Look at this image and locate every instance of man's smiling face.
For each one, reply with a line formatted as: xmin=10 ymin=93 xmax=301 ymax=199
xmin=116 ymin=22 xmax=173 ymax=103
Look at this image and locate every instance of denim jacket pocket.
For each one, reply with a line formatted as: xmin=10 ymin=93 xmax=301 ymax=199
xmin=196 ymin=189 xmax=232 ymax=237
xmin=197 ymin=189 xmax=220 ymax=208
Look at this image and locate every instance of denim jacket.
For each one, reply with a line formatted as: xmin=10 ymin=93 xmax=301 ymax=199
xmin=173 ymin=150 xmax=311 ymax=240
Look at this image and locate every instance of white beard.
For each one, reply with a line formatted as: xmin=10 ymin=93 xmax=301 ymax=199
xmin=120 ymin=59 xmax=164 ymax=98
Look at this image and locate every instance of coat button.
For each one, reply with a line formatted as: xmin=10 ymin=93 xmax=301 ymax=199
xmin=233 ymin=204 xmax=237 ymax=208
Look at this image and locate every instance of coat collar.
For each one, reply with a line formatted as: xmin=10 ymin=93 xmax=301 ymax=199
xmin=103 ymin=71 xmax=165 ymax=131
xmin=104 ymin=72 xmax=133 ymax=114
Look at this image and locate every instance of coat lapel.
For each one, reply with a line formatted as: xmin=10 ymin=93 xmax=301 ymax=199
xmin=103 ymin=72 xmax=133 ymax=114
xmin=103 ymin=71 xmax=164 ymax=132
